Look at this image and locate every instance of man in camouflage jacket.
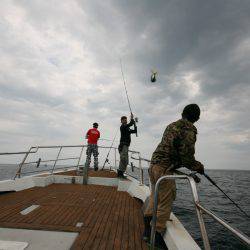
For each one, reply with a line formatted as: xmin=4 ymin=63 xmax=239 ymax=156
xmin=143 ymin=104 xmax=204 ymax=243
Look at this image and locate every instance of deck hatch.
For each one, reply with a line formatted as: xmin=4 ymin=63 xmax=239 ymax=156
xmin=20 ymin=205 xmax=40 ymax=215
xmin=0 ymin=240 xmax=28 ymax=250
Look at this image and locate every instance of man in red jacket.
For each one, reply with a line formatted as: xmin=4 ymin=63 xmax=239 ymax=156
xmin=85 ymin=123 xmax=100 ymax=171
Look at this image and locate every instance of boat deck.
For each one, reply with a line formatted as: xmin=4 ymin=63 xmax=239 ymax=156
xmin=55 ymin=169 xmax=118 ymax=178
xmin=0 ymin=182 xmax=148 ymax=249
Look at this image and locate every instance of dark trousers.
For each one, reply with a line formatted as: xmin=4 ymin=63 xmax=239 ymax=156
xmin=118 ymin=145 xmax=128 ymax=172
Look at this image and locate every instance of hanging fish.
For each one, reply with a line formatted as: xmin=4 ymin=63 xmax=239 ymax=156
xmin=151 ymin=70 xmax=157 ymax=82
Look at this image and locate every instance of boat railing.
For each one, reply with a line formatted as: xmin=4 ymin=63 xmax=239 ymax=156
xmin=0 ymin=144 xmax=145 ymax=182
xmin=150 ymin=174 xmax=250 ymax=250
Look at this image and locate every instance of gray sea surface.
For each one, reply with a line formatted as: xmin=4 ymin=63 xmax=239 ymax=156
xmin=0 ymin=165 xmax=249 ymax=250
xmin=173 ymin=169 xmax=250 ymax=250
xmin=0 ymin=164 xmax=71 ymax=180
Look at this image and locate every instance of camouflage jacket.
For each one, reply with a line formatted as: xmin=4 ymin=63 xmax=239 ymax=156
xmin=151 ymin=119 xmax=203 ymax=171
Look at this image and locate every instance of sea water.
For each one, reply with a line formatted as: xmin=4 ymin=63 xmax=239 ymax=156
xmin=173 ymin=170 xmax=250 ymax=250
xmin=0 ymin=165 xmax=249 ymax=250
xmin=128 ymin=168 xmax=250 ymax=250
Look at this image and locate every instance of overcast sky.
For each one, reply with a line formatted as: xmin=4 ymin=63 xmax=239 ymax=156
xmin=0 ymin=0 xmax=250 ymax=170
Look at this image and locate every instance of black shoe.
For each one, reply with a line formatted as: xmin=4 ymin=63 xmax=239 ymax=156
xmin=119 ymin=172 xmax=127 ymax=179
xmin=117 ymin=170 xmax=127 ymax=179
xmin=94 ymin=167 xmax=98 ymax=171
xmin=154 ymin=231 xmax=168 ymax=250
xmin=142 ymin=216 xmax=152 ymax=242
xmin=146 ymin=231 xmax=168 ymax=250
xmin=117 ymin=170 xmax=122 ymax=177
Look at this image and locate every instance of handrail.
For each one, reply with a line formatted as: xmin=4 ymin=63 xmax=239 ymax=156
xmin=196 ymin=204 xmax=250 ymax=244
xmin=131 ymin=154 xmax=151 ymax=163
xmin=150 ymin=175 xmax=250 ymax=250
xmin=0 ymin=144 xmax=142 ymax=181
xmin=0 ymin=147 xmax=39 ymax=156
xmin=130 ymin=153 xmax=151 ymax=185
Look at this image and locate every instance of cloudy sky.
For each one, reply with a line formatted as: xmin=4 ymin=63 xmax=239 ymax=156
xmin=0 ymin=0 xmax=250 ymax=170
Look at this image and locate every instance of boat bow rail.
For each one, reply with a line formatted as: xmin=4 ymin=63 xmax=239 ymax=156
xmin=129 ymin=155 xmax=250 ymax=249
xmin=0 ymin=144 xmax=147 ymax=184
xmin=150 ymin=174 xmax=250 ymax=250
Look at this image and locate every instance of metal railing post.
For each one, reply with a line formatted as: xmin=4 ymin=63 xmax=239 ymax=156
xmin=76 ymin=145 xmax=84 ymax=170
xmin=114 ymin=147 xmax=117 ymax=169
xmin=82 ymin=164 xmax=88 ymax=185
xmin=51 ymin=147 xmax=62 ymax=174
xmin=188 ymin=176 xmax=211 ymax=250
xmin=150 ymin=175 xmax=211 ymax=250
xmin=14 ymin=150 xmax=31 ymax=179
xmin=13 ymin=147 xmax=38 ymax=180
xmin=150 ymin=177 xmax=161 ymax=250
xmin=139 ymin=153 xmax=143 ymax=185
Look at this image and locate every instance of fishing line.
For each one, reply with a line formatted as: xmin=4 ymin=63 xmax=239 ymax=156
xmin=204 ymin=173 xmax=249 ymax=218
xmin=119 ymin=58 xmax=138 ymax=137
xmin=101 ymin=128 xmax=119 ymax=170
xmin=119 ymin=58 xmax=133 ymax=114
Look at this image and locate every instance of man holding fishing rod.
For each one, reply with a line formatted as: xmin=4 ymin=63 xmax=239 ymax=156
xmin=143 ymin=104 xmax=204 ymax=247
xmin=118 ymin=59 xmax=138 ymax=179
xmin=117 ymin=113 xmax=137 ymax=179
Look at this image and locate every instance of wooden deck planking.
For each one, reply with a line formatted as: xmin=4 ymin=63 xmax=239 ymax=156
xmin=82 ymin=190 xmax=117 ymax=249
xmin=0 ymin=181 xmax=148 ymax=250
xmin=113 ymin=191 xmax=126 ymax=250
xmin=105 ymin=189 xmax=124 ymax=250
xmin=69 ymin=187 xmax=118 ymax=249
xmin=97 ymin=191 xmax=124 ymax=250
xmin=90 ymin=192 xmax=116 ymax=250
xmin=88 ymin=188 xmax=118 ymax=249
xmin=128 ymin=198 xmax=135 ymax=250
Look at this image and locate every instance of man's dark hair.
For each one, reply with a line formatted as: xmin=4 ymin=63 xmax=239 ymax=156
xmin=121 ymin=116 xmax=127 ymax=122
xmin=93 ymin=122 xmax=98 ymax=128
xmin=182 ymin=104 xmax=200 ymax=123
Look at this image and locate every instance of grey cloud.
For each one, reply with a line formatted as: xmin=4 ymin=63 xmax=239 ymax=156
xmin=0 ymin=82 xmax=66 ymax=107
xmin=0 ymin=0 xmax=249 ymax=169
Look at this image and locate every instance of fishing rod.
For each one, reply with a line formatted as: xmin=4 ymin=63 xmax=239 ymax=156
xmin=101 ymin=128 xmax=119 ymax=170
xmin=203 ymin=173 xmax=249 ymax=218
xmin=119 ymin=58 xmax=138 ymax=137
